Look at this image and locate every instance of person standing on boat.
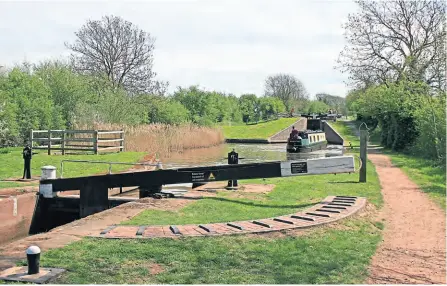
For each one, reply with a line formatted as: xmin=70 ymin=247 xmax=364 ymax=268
xmin=290 ymin=126 xmax=299 ymax=139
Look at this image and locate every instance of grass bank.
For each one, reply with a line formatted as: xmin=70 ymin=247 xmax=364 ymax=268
xmin=0 ymin=147 xmax=145 ymax=188
xmin=125 ymin=161 xmax=382 ymax=225
xmin=32 ymin=164 xmax=383 ymax=284
xmin=332 ymin=120 xmax=446 ymax=209
xmin=37 ymin=218 xmax=382 ymax=284
xmin=221 ymin=118 xmax=298 ymax=139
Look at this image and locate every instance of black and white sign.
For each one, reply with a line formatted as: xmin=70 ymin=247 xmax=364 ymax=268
xmin=291 ymin=162 xmax=307 ymax=174
xmin=191 ymin=171 xmax=217 ymax=182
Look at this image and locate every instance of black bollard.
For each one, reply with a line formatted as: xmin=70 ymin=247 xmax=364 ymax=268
xmin=26 ymin=245 xmax=41 ymax=275
xmin=226 ymin=149 xmax=239 ymax=190
xmin=22 ymin=144 xmax=32 ymax=179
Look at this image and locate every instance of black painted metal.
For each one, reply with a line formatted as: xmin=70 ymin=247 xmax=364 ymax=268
xmin=335 ymin=196 xmax=357 ymax=199
xmin=170 ymin=225 xmax=181 ymax=235
xmin=306 ymin=212 xmax=330 ymax=217
xmin=273 ymin=218 xmax=294 ymax=224
xmin=100 ymin=225 xmax=117 ymax=235
xmin=136 ymin=226 xmax=146 ymax=236
xmin=290 ymin=215 xmax=315 ymax=221
xmin=227 ymin=223 xmax=244 ymax=230
xmin=332 ymin=200 xmax=354 ymax=204
xmin=40 ymin=161 xmax=282 ymax=192
xmin=252 ymin=220 xmax=271 ymax=228
xmin=316 ymin=208 xmax=340 ymax=213
xmin=198 ymin=224 xmax=213 ymax=232
xmin=322 ymin=206 xmax=347 ymax=210
xmin=328 ymin=203 xmax=352 ymax=207
xmin=80 ymin=181 xmax=109 ymax=218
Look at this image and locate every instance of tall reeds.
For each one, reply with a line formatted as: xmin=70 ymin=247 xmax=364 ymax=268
xmin=75 ymin=122 xmax=225 ymax=158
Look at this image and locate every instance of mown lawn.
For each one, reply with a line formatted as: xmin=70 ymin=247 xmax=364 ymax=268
xmin=125 ymin=159 xmax=381 ymax=225
xmin=332 ymin=120 xmax=446 ymax=210
xmin=36 ymin=218 xmax=382 ymax=284
xmin=0 ymin=147 xmax=146 ymax=186
xmin=221 ymin=118 xmax=298 ymax=139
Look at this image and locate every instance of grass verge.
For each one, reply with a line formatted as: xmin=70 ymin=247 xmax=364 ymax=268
xmin=124 ymin=159 xmax=381 ymax=225
xmin=332 ymin=120 xmax=446 ymax=210
xmin=36 ymin=217 xmax=381 ymax=284
xmin=221 ymin=118 xmax=298 ymax=139
xmin=0 ymin=147 xmax=146 ymax=185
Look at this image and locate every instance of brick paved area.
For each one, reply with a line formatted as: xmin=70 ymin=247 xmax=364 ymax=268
xmin=93 ymin=196 xmax=366 ymax=239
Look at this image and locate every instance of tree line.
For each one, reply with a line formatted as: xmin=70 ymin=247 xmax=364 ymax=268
xmin=339 ymin=0 xmax=446 ymax=164
xmin=0 ymin=14 xmax=347 ymax=147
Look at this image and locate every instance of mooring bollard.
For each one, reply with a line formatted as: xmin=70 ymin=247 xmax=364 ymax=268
xmin=26 ymin=245 xmax=41 ymax=275
xmin=226 ymin=149 xmax=239 ymax=190
xmin=39 ymin=166 xmax=57 ymax=198
xmin=22 ymin=144 xmax=33 ymax=179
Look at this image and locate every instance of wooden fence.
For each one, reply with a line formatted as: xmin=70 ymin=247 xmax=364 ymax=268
xmin=30 ymin=129 xmax=125 ymax=155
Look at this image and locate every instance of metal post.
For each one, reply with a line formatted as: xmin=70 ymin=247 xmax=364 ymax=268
xmin=47 ymin=130 xmax=51 ymax=155
xmin=359 ymin=130 xmax=368 ymax=182
xmin=226 ymin=149 xmax=239 ymax=190
xmin=61 ymin=131 xmax=66 ymax=155
xmin=120 ymin=130 xmax=125 ymax=152
xmin=30 ymin=130 xmax=33 ymax=149
xmin=26 ymin=246 xmax=41 ymax=275
xmin=94 ymin=130 xmax=98 ymax=154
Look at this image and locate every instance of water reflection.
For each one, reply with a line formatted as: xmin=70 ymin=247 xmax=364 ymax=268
xmin=161 ymin=143 xmax=344 ymax=169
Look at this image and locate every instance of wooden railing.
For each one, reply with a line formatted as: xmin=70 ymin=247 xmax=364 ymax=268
xmin=30 ymin=129 xmax=125 ymax=155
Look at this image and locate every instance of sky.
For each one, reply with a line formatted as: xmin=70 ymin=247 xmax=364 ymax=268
xmin=0 ymin=0 xmax=358 ymax=98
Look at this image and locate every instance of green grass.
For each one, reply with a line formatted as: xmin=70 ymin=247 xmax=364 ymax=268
xmin=0 ymin=147 xmax=146 ymax=185
xmin=331 ymin=120 xmax=446 ymax=210
xmin=36 ymin=217 xmax=381 ymax=284
xmin=221 ymin=118 xmax=299 ymax=139
xmin=330 ymin=121 xmax=360 ymax=146
xmin=124 ymin=159 xmax=382 ymax=225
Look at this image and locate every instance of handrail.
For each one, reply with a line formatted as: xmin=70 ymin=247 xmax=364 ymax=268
xmin=59 ymin=159 xmax=162 ymax=178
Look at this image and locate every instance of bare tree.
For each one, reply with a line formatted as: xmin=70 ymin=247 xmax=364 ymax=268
xmin=264 ymin=74 xmax=309 ymax=110
xmin=337 ymin=0 xmax=446 ymax=90
xmin=66 ymin=15 xmax=167 ymax=95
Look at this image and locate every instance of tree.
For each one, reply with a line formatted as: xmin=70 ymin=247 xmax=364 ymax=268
xmin=264 ymin=74 xmax=309 ymax=110
xmin=337 ymin=0 xmax=446 ymax=90
xmin=66 ymin=15 xmax=167 ymax=95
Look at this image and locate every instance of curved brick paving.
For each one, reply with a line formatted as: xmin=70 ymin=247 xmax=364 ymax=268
xmin=94 ymin=196 xmax=366 ymax=239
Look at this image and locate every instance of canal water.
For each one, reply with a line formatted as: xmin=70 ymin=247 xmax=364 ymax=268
xmin=160 ymin=143 xmax=344 ymax=169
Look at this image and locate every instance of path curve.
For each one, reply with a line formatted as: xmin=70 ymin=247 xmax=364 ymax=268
xmin=367 ymin=154 xmax=446 ymax=284
xmin=95 ymin=196 xmax=366 ymax=239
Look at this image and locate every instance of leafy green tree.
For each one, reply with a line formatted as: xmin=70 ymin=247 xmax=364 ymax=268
xmin=0 ymin=68 xmax=65 ymax=144
xmin=239 ymin=94 xmax=259 ymax=123
xmin=303 ymin=100 xmax=331 ymax=114
xmin=259 ymin=97 xmax=286 ymax=120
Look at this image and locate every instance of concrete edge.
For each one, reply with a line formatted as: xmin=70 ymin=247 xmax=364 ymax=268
xmin=324 ymin=121 xmax=345 ymax=145
xmin=268 ymin=117 xmax=305 ymax=142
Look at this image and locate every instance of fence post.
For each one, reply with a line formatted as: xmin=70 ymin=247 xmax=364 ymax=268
xmin=47 ymin=130 xmax=51 ymax=155
xmin=30 ymin=130 xmax=33 ymax=148
xmin=94 ymin=130 xmax=98 ymax=154
xmin=61 ymin=131 xmax=66 ymax=155
xmin=120 ymin=130 xmax=125 ymax=152
xmin=359 ymin=130 xmax=368 ymax=182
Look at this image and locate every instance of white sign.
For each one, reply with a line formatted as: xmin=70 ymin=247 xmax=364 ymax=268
xmin=280 ymin=156 xmax=355 ymax=177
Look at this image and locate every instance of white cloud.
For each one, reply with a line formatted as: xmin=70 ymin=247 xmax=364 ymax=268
xmin=0 ymin=0 xmax=357 ymax=97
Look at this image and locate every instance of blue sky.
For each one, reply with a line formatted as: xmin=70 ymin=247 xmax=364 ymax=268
xmin=0 ymin=0 xmax=358 ymax=98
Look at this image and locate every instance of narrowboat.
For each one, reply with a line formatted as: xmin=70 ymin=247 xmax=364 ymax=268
xmin=286 ymin=130 xmax=327 ymax=153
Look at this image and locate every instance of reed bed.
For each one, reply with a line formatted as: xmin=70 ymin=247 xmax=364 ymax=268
xmin=75 ymin=123 xmax=225 ymax=158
